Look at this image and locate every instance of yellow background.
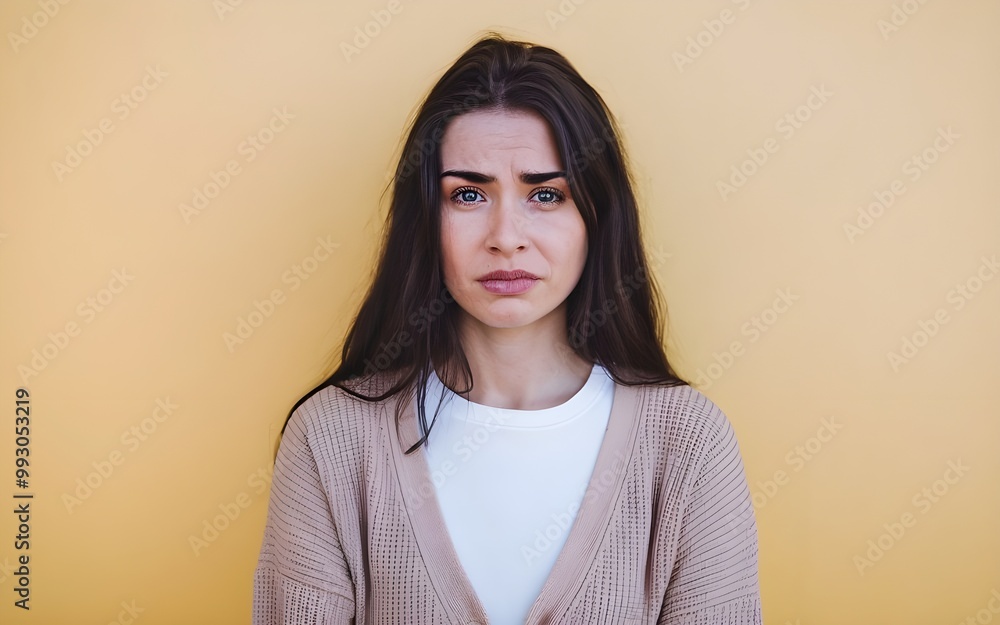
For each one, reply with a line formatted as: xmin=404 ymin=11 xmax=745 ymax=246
xmin=1 ymin=1 xmax=998 ymax=623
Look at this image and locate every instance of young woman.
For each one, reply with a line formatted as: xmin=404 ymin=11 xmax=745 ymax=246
xmin=253 ymin=33 xmax=761 ymax=625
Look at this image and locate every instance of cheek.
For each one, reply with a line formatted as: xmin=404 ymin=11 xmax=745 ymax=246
xmin=439 ymin=215 xmax=463 ymax=286
xmin=564 ymin=213 xmax=589 ymax=269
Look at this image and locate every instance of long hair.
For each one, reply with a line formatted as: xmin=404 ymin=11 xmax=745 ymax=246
xmin=278 ymin=32 xmax=688 ymax=456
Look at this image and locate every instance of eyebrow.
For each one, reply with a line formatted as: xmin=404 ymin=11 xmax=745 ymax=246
xmin=439 ymin=170 xmax=566 ymax=185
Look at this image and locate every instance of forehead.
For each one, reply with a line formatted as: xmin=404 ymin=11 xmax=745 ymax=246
xmin=439 ymin=109 xmax=562 ymax=168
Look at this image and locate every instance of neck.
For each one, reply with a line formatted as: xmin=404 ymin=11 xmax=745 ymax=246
xmin=444 ymin=304 xmax=594 ymax=410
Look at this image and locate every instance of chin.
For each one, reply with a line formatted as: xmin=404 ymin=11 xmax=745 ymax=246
xmin=477 ymin=316 xmax=535 ymax=330
xmin=481 ymin=307 xmax=558 ymax=331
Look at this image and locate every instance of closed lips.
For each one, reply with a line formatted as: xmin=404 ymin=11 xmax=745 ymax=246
xmin=477 ymin=270 xmax=539 ymax=280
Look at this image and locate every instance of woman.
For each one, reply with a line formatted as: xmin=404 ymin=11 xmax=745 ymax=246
xmin=253 ymin=33 xmax=761 ymax=624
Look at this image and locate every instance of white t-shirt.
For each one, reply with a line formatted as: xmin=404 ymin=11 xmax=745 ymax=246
xmin=422 ymin=363 xmax=615 ymax=625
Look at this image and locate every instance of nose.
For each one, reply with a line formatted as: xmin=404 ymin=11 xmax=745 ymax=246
xmin=485 ymin=193 xmax=529 ymax=255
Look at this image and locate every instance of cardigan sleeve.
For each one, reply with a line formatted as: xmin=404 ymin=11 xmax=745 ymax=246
xmin=657 ymin=399 xmax=762 ymax=624
xmin=252 ymin=406 xmax=356 ymax=625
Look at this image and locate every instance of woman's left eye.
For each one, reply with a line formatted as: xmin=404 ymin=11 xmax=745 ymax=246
xmin=532 ymin=187 xmax=565 ymax=204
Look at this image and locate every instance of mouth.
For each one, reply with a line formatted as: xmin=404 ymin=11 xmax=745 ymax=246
xmin=476 ymin=269 xmax=539 ymax=295
xmin=476 ymin=269 xmax=540 ymax=281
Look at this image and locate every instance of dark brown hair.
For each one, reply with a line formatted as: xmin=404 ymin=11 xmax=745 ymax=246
xmin=279 ymin=32 xmax=688 ymax=455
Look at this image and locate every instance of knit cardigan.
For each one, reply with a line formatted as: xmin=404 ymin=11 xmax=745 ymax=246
xmin=252 ymin=373 xmax=762 ymax=624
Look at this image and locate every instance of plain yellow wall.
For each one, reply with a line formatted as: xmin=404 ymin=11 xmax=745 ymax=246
xmin=1 ymin=1 xmax=998 ymax=623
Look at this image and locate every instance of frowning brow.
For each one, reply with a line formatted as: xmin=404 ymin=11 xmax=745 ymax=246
xmin=439 ymin=170 xmax=566 ymax=184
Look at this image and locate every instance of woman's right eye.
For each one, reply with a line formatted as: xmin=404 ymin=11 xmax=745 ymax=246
xmin=451 ymin=187 xmax=484 ymax=205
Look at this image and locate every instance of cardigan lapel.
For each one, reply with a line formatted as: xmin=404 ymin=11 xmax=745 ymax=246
xmin=388 ymin=388 xmax=490 ymax=624
xmin=388 ymin=376 xmax=644 ymax=624
xmin=522 ymin=380 xmax=642 ymax=623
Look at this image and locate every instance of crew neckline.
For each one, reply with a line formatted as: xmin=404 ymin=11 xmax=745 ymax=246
xmin=426 ymin=363 xmax=612 ymax=429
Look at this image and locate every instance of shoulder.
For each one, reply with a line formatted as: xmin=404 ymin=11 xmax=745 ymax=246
xmin=639 ymin=382 xmax=734 ymax=435
xmin=633 ymin=382 xmax=743 ymax=471
xmin=283 ymin=370 xmax=406 ymax=460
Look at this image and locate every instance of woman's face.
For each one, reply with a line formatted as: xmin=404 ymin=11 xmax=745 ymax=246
xmin=438 ymin=108 xmax=588 ymax=333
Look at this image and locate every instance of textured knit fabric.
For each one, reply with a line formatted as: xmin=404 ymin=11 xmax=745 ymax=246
xmin=252 ymin=370 xmax=762 ymax=624
xmin=422 ymin=364 xmax=615 ymax=624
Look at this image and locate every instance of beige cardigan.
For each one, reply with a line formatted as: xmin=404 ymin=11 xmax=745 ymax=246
xmin=252 ymin=373 xmax=761 ymax=624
